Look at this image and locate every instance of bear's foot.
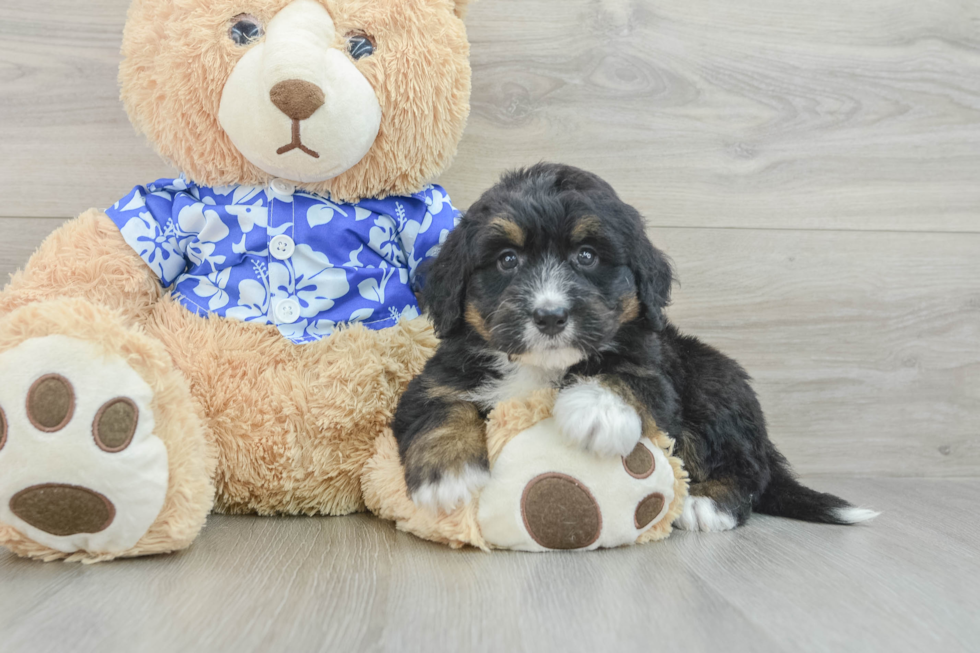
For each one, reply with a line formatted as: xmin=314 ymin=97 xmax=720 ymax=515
xmin=0 ymin=335 xmax=167 ymax=556
xmin=477 ymin=418 xmax=682 ymax=551
xmin=0 ymin=300 xmax=215 ymax=562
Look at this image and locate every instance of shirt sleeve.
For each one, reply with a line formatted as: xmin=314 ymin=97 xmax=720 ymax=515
xmin=398 ymin=185 xmax=461 ymax=292
xmin=105 ymin=178 xmax=194 ymax=288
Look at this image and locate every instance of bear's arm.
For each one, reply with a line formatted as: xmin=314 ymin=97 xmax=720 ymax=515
xmin=0 ymin=210 xmax=164 ymax=326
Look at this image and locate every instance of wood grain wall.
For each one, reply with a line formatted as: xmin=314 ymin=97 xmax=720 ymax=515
xmin=1 ymin=0 xmax=977 ymax=477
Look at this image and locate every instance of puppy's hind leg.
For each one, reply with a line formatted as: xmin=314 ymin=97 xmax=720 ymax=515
xmin=674 ymin=479 xmax=752 ymax=532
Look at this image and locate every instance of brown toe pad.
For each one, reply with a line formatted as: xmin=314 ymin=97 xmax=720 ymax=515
xmin=623 ymin=443 xmax=655 ymax=479
xmin=635 ymin=492 xmax=666 ymax=529
xmin=93 ymin=398 xmax=139 ymax=452
xmin=26 ymin=374 xmax=75 ymax=433
xmin=9 ymin=483 xmax=116 ymax=536
xmin=521 ymin=473 xmax=602 ymax=550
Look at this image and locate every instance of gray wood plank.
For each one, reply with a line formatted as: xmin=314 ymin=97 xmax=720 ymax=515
xmin=0 ymin=479 xmax=976 ymax=653
xmin=2 ymin=0 xmax=979 ymax=232
xmin=677 ymin=477 xmax=980 ymax=653
xmin=653 ymin=227 xmax=980 ymax=478
xmin=1 ymin=217 xmax=977 ymax=478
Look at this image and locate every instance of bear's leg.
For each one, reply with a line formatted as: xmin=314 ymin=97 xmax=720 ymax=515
xmin=0 ymin=213 xmax=216 ymax=561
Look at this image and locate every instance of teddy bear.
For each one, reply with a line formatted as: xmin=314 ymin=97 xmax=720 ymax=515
xmin=0 ymin=0 xmax=473 ymax=562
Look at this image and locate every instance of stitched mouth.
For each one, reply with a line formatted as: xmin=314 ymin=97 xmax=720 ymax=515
xmin=277 ymin=120 xmax=320 ymax=158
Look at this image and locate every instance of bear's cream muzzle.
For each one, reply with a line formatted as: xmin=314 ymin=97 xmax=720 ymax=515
xmin=218 ymin=0 xmax=382 ymax=184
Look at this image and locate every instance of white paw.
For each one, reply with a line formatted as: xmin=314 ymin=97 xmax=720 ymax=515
xmin=674 ymin=496 xmax=737 ymax=532
xmin=0 ymin=336 xmax=168 ymax=554
xmin=553 ymin=379 xmax=642 ymax=457
xmin=411 ymin=464 xmax=490 ymax=514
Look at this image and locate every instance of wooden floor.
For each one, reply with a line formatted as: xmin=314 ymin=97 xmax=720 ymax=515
xmin=0 ymin=477 xmax=976 ymax=653
xmin=1 ymin=0 xmax=978 ymax=651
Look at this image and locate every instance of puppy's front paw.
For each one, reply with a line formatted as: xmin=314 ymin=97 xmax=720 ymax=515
xmin=410 ymin=465 xmax=490 ymax=514
xmin=553 ymin=379 xmax=643 ymax=457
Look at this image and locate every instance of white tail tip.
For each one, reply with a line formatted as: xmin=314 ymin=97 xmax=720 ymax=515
xmin=834 ymin=507 xmax=881 ymax=524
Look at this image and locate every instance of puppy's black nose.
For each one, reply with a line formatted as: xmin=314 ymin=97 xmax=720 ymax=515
xmin=532 ymin=307 xmax=569 ymax=336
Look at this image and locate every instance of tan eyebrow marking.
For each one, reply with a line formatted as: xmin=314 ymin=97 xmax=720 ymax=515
xmin=571 ymin=215 xmax=602 ymax=242
xmin=488 ymin=217 xmax=525 ymax=247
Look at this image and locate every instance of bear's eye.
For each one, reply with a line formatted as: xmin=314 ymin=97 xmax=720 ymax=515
xmin=575 ymin=246 xmax=599 ymax=268
xmin=347 ymin=33 xmax=376 ymax=60
xmin=229 ymin=14 xmax=264 ymax=46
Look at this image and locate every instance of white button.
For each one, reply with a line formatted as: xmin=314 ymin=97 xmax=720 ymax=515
xmin=270 ymin=178 xmax=295 ymax=196
xmin=275 ymin=298 xmax=301 ymax=324
xmin=270 ymin=235 xmax=295 ymax=260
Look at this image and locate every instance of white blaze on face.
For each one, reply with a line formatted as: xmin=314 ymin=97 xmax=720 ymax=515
xmin=530 ymin=257 xmax=570 ymax=315
xmin=218 ymin=0 xmax=382 ymax=183
xmin=518 ymin=258 xmax=583 ymax=369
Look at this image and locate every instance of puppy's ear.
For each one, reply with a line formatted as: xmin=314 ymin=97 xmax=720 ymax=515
xmin=630 ymin=233 xmax=673 ymax=331
xmin=420 ymin=222 xmax=471 ymax=338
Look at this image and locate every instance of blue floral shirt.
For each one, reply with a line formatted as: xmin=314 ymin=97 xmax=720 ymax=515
xmin=105 ymin=177 xmax=460 ymax=344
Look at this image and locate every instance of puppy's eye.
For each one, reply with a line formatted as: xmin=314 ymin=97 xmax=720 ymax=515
xmin=229 ymin=15 xmax=264 ymax=46
xmin=497 ymin=249 xmax=520 ymax=272
xmin=347 ymin=33 xmax=376 ymax=59
xmin=576 ymin=247 xmax=599 ymax=268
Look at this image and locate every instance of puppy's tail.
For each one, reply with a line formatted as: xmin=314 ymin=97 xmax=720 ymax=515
xmin=755 ymin=459 xmax=880 ymax=525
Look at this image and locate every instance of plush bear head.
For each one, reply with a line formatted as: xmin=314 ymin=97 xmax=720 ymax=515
xmin=120 ymin=0 xmax=471 ymax=201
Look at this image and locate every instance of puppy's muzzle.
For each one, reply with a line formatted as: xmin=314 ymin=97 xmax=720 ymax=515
xmin=532 ymin=306 xmax=569 ymax=336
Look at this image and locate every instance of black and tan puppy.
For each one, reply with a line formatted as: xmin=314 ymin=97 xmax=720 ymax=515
xmin=393 ymin=163 xmax=878 ymax=530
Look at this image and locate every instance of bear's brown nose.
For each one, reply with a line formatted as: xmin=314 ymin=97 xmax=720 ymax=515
xmin=270 ymin=79 xmax=325 ymax=121
xmin=9 ymin=483 xmax=116 ymax=536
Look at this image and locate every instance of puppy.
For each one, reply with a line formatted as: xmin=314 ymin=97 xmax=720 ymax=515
xmin=392 ymin=163 xmax=878 ymax=530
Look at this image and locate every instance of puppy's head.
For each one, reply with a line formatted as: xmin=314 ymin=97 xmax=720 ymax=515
xmin=423 ymin=163 xmax=672 ymax=368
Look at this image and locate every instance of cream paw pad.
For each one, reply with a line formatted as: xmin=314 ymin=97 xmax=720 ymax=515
xmin=477 ymin=418 xmax=680 ymax=551
xmin=0 ymin=335 xmax=168 ymax=555
xmin=362 ymin=389 xmax=688 ymax=551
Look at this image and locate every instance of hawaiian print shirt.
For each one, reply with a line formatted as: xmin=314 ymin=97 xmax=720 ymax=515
xmin=105 ymin=177 xmax=460 ymax=344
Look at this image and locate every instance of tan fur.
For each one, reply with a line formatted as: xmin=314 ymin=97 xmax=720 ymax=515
xmin=362 ymin=430 xmax=489 ymax=550
xmin=120 ymin=0 xmax=470 ymax=202
xmin=635 ymin=438 xmax=688 ymax=544
xmin=571 ymin=215 xmax=602 ymax=242
xmin=146 ymin=299 xmax=437 ymax=516
xmin=687 ymin=479 xmax=737 ymax=501
xmin=362 ymin=389 xmax=689 ymax=549
xmin=0 ymin=0 xmax=469 ymax=561
xmin=452 ymin=0 xmax=472 ymax=19
xmin=484 ymin=389 xmax=556 ymax=465
xmin=0 ymin=211 xmax=163 ymax=324
xmin=0 ymin=211 xmax=438 ymax=558
xmin=422 ymin=381 xmax=461 ymax=401
xmin=0 ymin=298 xmax=216 ymax=562
xmin=403 ymin=402 xmax=485 ymax=478
xmin=619 ymin=293 xmax=640 ymax=324
xmin=488 ymin=217 xmax=526 ymax=247
xmin=464 ymin=302 xmax=493 ymax=341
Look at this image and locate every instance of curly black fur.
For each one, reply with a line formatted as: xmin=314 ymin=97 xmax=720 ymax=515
xmin=395 ymin=163 xmax=865 ymax=526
